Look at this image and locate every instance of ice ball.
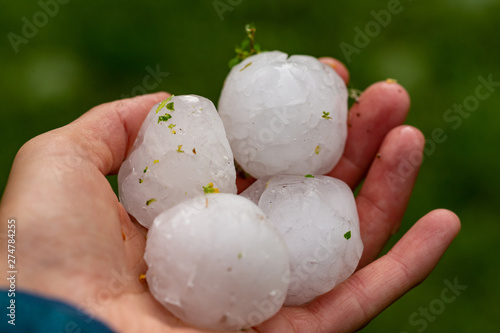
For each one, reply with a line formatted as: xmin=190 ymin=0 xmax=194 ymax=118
xmin=144 ymin=193 xmax=290 ymax=331
xmin=118 ymin=95 xmax=237 ymax=228
xmin=218 ymin=51 xmax=348 ymax=179
xmin=241 ymin=175 xmax=363 ymax=306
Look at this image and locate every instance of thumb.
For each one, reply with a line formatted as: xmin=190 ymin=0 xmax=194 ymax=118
xmin=67 ymin=92 xmax=171 ymax=175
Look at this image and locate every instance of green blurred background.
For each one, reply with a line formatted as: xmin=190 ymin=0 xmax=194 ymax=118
xmin=1 ymin=0 xmax=498 ymax=331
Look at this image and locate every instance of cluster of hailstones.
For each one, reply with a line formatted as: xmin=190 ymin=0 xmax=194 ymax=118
xmin=118 ymin=51 xmax=363 ymax=331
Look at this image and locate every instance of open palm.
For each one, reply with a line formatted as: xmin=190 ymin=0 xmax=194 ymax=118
xmin=0 ymin=58 xmax=460 ymax=333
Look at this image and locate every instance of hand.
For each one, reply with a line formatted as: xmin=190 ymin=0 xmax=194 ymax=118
xmin=254 ymin=59 xmax=461 ymax=332
xmin=0 ymin=58 xmax=460 ymax=333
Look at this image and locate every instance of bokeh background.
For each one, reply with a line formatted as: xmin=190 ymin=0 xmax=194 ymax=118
xmin=1 ymin=0 xmax=499 ymax=331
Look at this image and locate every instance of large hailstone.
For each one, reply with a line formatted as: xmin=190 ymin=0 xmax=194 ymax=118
xmin=145 ymin=193 xmax=290 ymax=331
xmin=241 ymin=175 xmax=363 ymax=306
xmin=218 ymin=51 xmax=348 ymax=179
xmin=118 ymin=95 xmax=237 ymax=228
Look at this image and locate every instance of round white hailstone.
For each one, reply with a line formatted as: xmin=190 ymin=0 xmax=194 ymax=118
xmin=145 ymin=193 xmax=290 ymax=331
xmin=118 ymin=95 xmax=237 ymax=228
xmin=218 ymin=51 xmax=348 ymax=179
xmin=250 ymin=175 xmax=363 ymax=306
xmin=239 ymin=176 xmax=271 ymax=206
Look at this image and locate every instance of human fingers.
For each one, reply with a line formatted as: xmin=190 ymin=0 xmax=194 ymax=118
xmin=257 ymin=209 xmax=461 ymax=333
xmin=318 ymin=57 xmax=350 ymax=85
xmin=328 ymin=80 xmax=410 ymax=189
xmin=0 ymin=92 xmax=170 ymax=234
xmin=0 ymin=93 xmax=169 ymax=299
xmin=67 ymin=92 xmax=171 ymax=175
xmin=356 ymin=125 xmax=425 ymax=268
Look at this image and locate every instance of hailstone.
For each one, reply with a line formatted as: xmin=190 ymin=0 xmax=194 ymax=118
xmin=238 ymin=176 xmax=271 ymax=206
xmin=241 ymin=175 xmax=363 ymax=306
xmin=218 ymin=51 xmax=348 ymax=179
xmin=118 ymin=95 xmax=237 ymax=228
xmin=144 ymin=193 xmax=290 ymax=331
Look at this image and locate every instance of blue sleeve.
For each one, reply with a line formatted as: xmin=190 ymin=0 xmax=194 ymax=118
xmin=1 ymin=289 xmax=114 ymax=333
